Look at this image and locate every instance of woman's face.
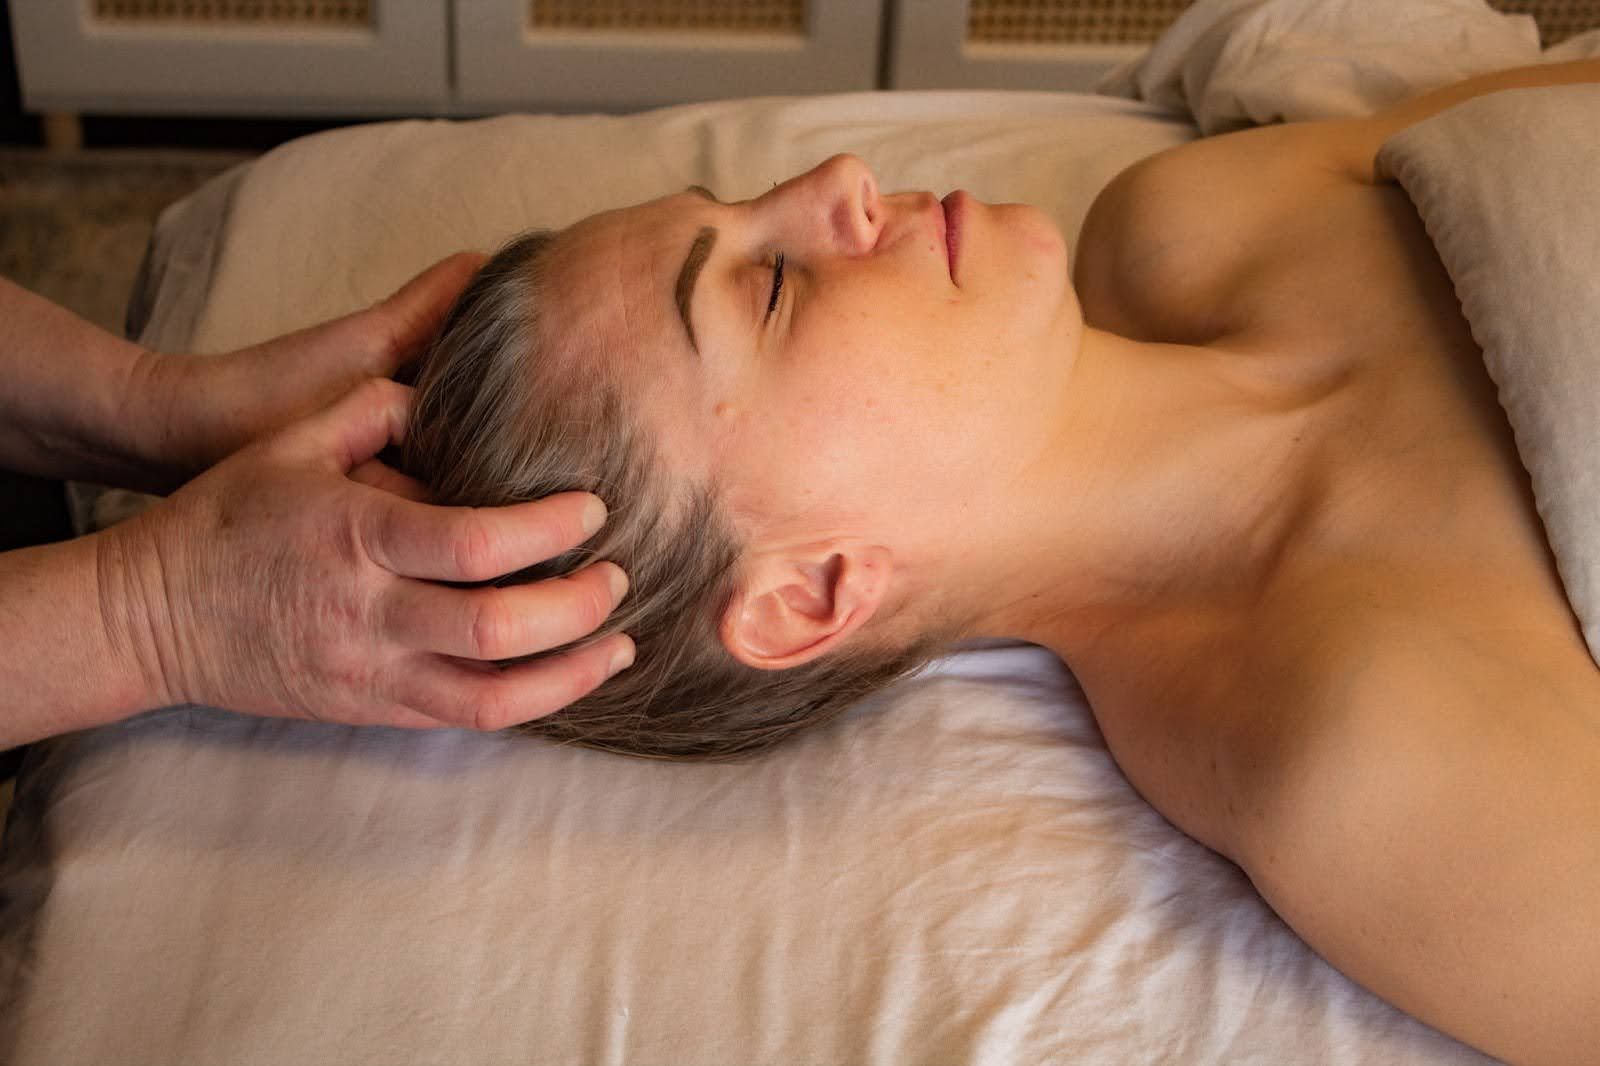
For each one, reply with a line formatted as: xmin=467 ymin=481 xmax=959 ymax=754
xmin=536 ymin=154 xmax=1084 ymax=546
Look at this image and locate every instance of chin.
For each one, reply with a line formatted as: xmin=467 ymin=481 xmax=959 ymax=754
xmin=997 ymin=204 xmax=1072 ymax=306
xmin=990 ymin=205 xmax=1069 ymax=295
xmin=994 ymin=202 xmax=1068 ymax=256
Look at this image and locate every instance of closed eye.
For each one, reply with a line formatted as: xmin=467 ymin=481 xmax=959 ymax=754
xmin=764 ymin=252 xmax=785 ymax=322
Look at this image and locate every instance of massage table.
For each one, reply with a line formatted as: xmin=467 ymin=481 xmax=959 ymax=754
xmin=5 ymin=2 xmax=1597 ymax=1061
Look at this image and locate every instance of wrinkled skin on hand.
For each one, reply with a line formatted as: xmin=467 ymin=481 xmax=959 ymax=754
xmin=100 ymin=378 xmax=634 ymax=731
xmin=140 ymin=253 xmax=487 ymax=489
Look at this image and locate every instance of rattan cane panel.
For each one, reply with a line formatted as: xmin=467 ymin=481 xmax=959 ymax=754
xmin=529 ymin=0 xmax=805 ymax=34
xmin=92 ymin=0 xmax=371 ymax=25
xmin=967 ymin=0 xmax=1193 ymax=45
xmin=967 ymin=0 xmax=1600 ymax=46
xmin=1489 ymin=0 xmax=1600 ymax=44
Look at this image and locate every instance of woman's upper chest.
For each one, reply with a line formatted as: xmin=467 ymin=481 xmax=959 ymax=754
xmin=1072 ymin=128 xmax=1600 ymax=857
xmin=1076 ymin=122 xmax=1563 ymax=601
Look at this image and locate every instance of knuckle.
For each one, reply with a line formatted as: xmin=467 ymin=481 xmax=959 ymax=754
xmin=351 ymin=376 xmax=410 ymax=430
xmin=336 ymin=505 xmax=373 ymax=568
xmin=571 ymin=575 xmax=613 ymax=633
xmin=570 ymin=649 xmax=612 ymax=698
xmin=526 ymin=494 xmax=591 ymax=558
xmin=472 ymin=689 xmax=517 ymax=733
xmin=552 ymin=645 xmax=610 ymax=705
xmin=467 ymin=592 xmax=513 ymax=660
xmin=421 ymin=683 xmax=472 ymax=729
xmin=514 ymin=658 xmax=597 ymax=725
xmin=520 ymin=513 xmax=573 ymax=564
xmin=358 ymin=374 xmax=402 ymax=405
xmin=531 ymin=522 xmax=569 ymax=562
xmin=451 ymin=512 xmax=499 ymax=579
xmin=413 ymin=685 xmax=462 ymax=727
xmin=358 ymin=307 xmax=399 ymax=356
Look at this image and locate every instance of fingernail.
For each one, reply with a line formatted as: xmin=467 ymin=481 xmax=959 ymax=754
xmin=581 ymin=496 xmax=608 ymax=536
xmin=608 ymin=638 xmax=636 ymax=676
xmin=605 ymin=563 xmax=629 ymax=605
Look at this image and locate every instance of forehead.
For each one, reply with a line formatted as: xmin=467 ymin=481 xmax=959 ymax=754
xmin=535 ymin=196 xmax=692 ymax=379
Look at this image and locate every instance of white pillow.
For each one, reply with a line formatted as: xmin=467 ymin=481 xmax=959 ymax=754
xmin=1097 ymin=0 xmax=1541 ymax=133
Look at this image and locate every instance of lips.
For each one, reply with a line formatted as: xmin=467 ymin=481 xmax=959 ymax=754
xmin=940 ymin=191 xmax=963 ymax=281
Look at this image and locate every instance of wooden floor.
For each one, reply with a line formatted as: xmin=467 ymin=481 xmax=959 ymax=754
xmin=0 ymin=147 xmax=244 ymax=332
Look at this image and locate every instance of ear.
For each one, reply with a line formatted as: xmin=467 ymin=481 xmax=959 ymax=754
xmin=720 ymin=540 xmax=894 ymax=670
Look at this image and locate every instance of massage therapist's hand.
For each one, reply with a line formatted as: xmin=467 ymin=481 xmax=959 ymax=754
xmin=141 ymin=253 xmax=486 ymax=489
xmin=101 ymin=377 xmax=635 ymax=731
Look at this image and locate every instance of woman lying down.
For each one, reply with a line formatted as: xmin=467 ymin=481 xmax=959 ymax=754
xmin=401 ymin=61 xmax=1600 ymax=1065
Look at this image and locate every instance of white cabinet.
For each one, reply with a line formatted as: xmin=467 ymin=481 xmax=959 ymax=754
xmin=454 ymin=0 xmax=884 ymax=110
xmin=886 ymin=0 xmax=1184 ymax=93
xmin=11 ymin=1 xmax=1599 ymax=117
xmin=887 ymin=0 xmax=1600 ymax=92
xmin=10 ymin=1 xmax=450 ymax=115
xmin=10 ymin=0 xmax=883 ymax=116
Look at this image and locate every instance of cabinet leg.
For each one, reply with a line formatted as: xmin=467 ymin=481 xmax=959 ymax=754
xmin=42 ymin=112 xmax=83 ymax=152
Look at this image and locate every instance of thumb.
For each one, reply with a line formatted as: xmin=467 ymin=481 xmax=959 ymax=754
xmin=273 ymin=378 xmax=415 ymax=474
xmin=372 ymin=251 xmax=490 ymax=375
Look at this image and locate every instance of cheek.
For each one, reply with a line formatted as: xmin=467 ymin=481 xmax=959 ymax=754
xmin=711 ymin=361 xmax=918 ymax=517
xmin=710 ymin=275 xmax=1059 ymax=518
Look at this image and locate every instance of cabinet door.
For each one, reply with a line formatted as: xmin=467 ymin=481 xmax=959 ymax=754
xmin=888 ymin=0 xmax=1184 ymax=92
xmin=453 ymin=0 xmax=883 ymax=111
xmin=10 ymin=0 xmax=449 ymax=115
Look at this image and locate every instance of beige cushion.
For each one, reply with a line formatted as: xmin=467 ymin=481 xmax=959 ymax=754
xmin=1378 ymin=84 xmax=1600 ymax=667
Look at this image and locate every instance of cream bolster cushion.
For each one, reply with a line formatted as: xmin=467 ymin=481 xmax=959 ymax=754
xmin=183 ymin=92 xmax=1197 ymax=352
xmin=1377 ymin=84 xmax=1600 ymax=665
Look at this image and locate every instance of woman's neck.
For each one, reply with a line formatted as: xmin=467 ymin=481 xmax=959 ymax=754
xmin=953 ymin=326 xmax=1327 ymax=673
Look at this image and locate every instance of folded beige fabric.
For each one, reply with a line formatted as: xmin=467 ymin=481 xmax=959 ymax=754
xmin=1099 ymin=0 xmax=1543 ymax=132
xmin=1378 ymin=84 xmax=1600 ymax=666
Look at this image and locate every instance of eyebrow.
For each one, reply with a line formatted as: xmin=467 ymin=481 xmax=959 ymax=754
xmin=675 ymin=224 xmax=718 ymax=354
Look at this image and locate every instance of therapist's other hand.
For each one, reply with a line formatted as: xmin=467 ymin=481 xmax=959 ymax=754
xmin=143 ymin=252 xmax=486 ymax=489
xmin=103 ymin=377 xmax=635 ymax=731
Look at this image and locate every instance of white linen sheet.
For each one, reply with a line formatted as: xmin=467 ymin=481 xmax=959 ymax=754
xmin=0 ymin=90 xmax=1501 ymax=1065
xmin=1098 ymin=0 xmax=1595 ymax=132
xmin=0 ymin=650 xmax=1493 ymax=1065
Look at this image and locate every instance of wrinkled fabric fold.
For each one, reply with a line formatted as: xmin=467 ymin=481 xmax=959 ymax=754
xmin=1098 ymin=0 xmax=1545 ymax=132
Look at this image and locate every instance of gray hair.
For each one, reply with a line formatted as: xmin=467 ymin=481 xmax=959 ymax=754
xmin=401 ymin=229 xmax=951 ymax=760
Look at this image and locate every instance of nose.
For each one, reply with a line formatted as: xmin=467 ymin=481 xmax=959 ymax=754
xmin=777 ymin=153 xmax=884 ymax=256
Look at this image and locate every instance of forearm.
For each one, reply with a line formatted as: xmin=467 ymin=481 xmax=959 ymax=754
xmin=0 ymin=277 xmax=179 ymax=491
xmin=0 ymin=534 xmax=166 ymax=749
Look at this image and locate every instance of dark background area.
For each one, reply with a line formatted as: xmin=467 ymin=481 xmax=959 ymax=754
xmin=2 ymin=1 xmax=66 ymax=577
xmin=2 ymin=1 xmax=376 ymax=775
xmin=0 ymin=0 xmax=361 ymax=151
xmin=0 ymin=0 xmax=35 ymax=144
xmin=1 ymin=0 xmax=49 ymax=778
xmin=0 ymin=0 xmax=373 ymax=567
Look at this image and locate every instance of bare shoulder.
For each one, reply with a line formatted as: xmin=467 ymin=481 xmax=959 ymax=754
xmin=1237 ymin=571 xmax=1600 ymax=838
xmin=1229 ymin=578 xmax=1600 ymax=1064
xmin=1075 ymin=60 xmax=1600 ymax=349
xmin=1073 ymin=119 xmax=1371 ymax=345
